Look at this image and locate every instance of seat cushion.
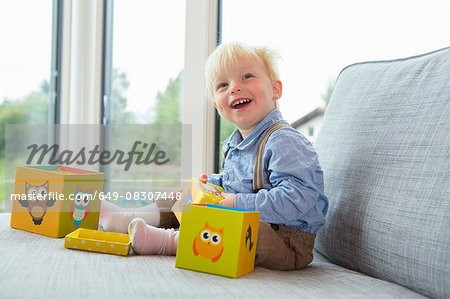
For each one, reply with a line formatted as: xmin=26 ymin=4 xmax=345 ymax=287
xmin=0 ymin=214 xmax=424 ymax=298
xmin=314 ymin=47 xmax=450 ymax=298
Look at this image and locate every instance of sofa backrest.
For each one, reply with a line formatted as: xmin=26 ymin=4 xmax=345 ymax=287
xmin=314 ymin=47 xmax=450 ymax=298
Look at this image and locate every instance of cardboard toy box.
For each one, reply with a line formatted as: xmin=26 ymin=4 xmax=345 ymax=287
xmin=65 ymin=228 xmax=130 ymax=256
xmin=10 ymin=165 xmax=104 ymax=238
xmin=171 ymin=178 xmax=225 ymax=223
xmin=175 ymin=204 xmax=260 ymax=278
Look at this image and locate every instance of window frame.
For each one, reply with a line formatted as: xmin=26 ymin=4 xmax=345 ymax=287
xmin=101 ymin=0 xmax=113 ymax=126
xmin=59 ymin=0 xmax=104 ymax=125
xmin=213 ymin=0 xmax=222 ymax=173
xmin=181 ymin=0 xmax=220 ymax=177
xmin=49 ymin=0 xmax=64 ymax=125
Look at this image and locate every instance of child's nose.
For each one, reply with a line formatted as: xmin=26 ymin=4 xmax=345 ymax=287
xmin=229 ymin=84 xmax=241 ymax=94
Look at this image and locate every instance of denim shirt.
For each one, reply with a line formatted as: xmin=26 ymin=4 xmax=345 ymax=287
xmin=208 ymin=109 xmax=328 ymax=234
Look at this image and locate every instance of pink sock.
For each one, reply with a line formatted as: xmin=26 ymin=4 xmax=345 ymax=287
xmin=128 ymin=218 xmax=179 ymax=255
xmin=99 ymin=200 xmax=160 ymax=233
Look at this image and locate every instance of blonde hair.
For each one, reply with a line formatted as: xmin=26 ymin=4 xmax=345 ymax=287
xmin=205 ymin=42 xmax=281 ymax=101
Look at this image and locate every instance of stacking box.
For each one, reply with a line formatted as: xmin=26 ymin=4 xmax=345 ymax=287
xmin=171 ymin=177 xmax=225 ymax=223
xmin=65 ymin=228 xmax=130 ymax=256
xmin=175 ymin=204 xmax=260 ymax=278
xmin=10 ymin=165 xmax=104 ymax=238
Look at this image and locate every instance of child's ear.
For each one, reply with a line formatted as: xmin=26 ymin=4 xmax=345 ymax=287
xmin=273 ymin=80 xmax=282 ymax=100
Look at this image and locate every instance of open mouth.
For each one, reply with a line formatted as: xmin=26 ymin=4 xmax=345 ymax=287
xmin=231 ymin=99 xmax=251 ymax=109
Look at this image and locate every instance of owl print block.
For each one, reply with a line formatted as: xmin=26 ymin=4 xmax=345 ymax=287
xmin=171 ymin=178 xmax=225 ymax=224
xmin=175 ymin=204 xmax=260 ymax=278
xmin=11 ymin=166 xmax=104 ymax=238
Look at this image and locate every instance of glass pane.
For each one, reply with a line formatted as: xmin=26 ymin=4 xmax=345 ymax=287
xmin=105 ymin=0 xmax=187 ymax=205
xmin=220 ymin=0 xmax=450 ymax=141
xmin=0 ymin=0 xmax=53 ymax=211
xmin=109 ymin=0 xmax=186 ymax=124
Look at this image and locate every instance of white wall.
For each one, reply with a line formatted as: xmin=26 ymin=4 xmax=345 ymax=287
xmin=295 ymin=115 xmax=324 ymax=145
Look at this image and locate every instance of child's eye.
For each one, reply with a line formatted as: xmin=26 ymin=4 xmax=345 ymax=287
xmin=243 ymin=73 xmax=254 ymax=80
xmin=217 ymin=82 xmax=228 ymax=90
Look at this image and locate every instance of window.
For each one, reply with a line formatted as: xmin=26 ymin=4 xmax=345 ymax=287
xmin=218 ymin=0 xmax=450 ymax=166
xmin=104 ymin=0 xmax=186 ymax=125
xmin=101 ymin=0 xmax=187 ymax=203
xmin=0 ymin=0 xmax=61 ymax=211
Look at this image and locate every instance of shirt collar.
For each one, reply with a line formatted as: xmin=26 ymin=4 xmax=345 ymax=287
xmin=223 ymin=108 xmax=286 ymax=150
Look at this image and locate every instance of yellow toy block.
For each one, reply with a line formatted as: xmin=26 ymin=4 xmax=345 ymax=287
xmin=64 ymin=228 xmax=130 ymax=256
xmin=10 ymin=166 xmax=104 ymax=238
xmin=175 ymin=204 xmax=260 ymax=278
xmin=171 ymin=177 xmax=224 ymax=223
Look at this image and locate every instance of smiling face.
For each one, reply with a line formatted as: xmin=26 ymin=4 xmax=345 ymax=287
xmin=213 ymin=57 xmax=282 ymax=139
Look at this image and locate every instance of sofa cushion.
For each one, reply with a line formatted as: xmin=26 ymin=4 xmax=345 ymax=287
xmin=314 ymin=47 xmax=450 ymax=299
xmin=0 ymin=214 xmax=424 ymax=298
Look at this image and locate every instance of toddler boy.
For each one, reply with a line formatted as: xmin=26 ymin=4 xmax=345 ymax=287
xmin=119 ymin=42 xmax=328 ymax=270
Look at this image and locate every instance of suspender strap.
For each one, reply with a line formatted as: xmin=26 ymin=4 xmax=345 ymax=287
xmin=224 ymin=147 xmax=230 ymax=160
xmin=253 ymin=122 xmax=289 ymax=192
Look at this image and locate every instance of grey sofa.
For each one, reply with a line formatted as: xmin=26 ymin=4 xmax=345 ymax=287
xmin=314 ymin=46 xmax=449 ymax=298
xmin=0 ymin=47 xmax=448 ymax=298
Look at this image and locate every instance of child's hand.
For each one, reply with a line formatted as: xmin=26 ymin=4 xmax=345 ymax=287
xmin=199 ymin=173 xmax=208 ymax=184
xmin=218 ymin=192 xmax=236 ymax=207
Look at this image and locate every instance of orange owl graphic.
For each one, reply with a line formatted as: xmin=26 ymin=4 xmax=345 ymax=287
xmin=193 ymin=221 xmax=224 ymax=263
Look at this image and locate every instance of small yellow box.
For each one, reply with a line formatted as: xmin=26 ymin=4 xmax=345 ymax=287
xmin=10 ymin=165 xmax=104 ymax=238
xmin=175 ymin=204 xmax=260 ymax=278
xmin=64 ymin=228 xmax=130 ymax=256
xmin=171 ymin=178 xmax=224 ymax=223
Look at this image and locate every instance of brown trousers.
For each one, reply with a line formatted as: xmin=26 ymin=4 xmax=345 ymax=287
xmin=156 ymin=199 xmax=180 ymax=229
xmin=254 ymin=221 xmax=316 ymax=270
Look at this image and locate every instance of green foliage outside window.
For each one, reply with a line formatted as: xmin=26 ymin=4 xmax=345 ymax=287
xmin=322 ymin=79 xmax=336 ymax=107
xmin=0 ymin=81 xmax=49 ymax=211
xmin=218 ymin=118 xmax=236 ymax=172
xmin=154 ymin=71 xmax=183 ymax=125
